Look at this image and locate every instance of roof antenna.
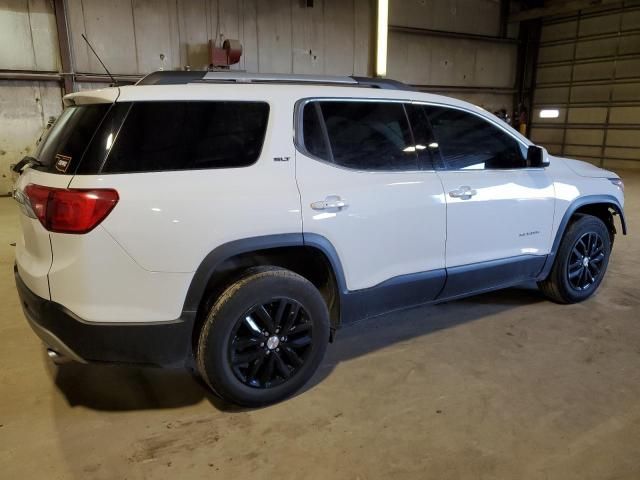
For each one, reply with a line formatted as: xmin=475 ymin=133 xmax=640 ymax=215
xmin=81 ymin=33 xmax=116 ymax=86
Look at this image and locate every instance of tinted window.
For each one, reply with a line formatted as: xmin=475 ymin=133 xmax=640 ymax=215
xmin=34 ymin=104 xmax=110 ymax=174
xmin=102 ymin=101 xmax=269 ymax=173
xmin=425 ymin=106 xmax=527 ymax=170
xmin=305 ymin=101 xmax=418 ymax=171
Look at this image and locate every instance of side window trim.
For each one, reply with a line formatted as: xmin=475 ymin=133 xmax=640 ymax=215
xmin=414 ymin=101 xmax=540 ymax=172
xmin=96 ymin=102 xmax=133 ymax=174
xmin=314 ymin=102 xmax=334 ymax=164
xmin=294 ymin=97 xmax=432 ymax=173
xmin=403 ymin=103 xmax=440 ymax=171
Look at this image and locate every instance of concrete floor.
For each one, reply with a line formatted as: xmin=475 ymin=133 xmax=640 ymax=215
xmin=1 ymin=172 xmax=639 ymax=480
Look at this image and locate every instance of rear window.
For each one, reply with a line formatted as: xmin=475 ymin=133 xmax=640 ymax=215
xmin=33 ymin=104 xmax=110 ymax=174
xmin=101 ymin=101 xmax=269 ymax=173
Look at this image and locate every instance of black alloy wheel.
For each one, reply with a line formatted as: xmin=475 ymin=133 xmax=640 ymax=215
xmin=197 ymin=267 xmax=329 ymax=407
xmin=567 ymin=231 xmax=606 ymax=291
xmin=538 ymin=214 xmax=611 ymax=304
xmin=229 ymin=298 xmax=313 ymax=388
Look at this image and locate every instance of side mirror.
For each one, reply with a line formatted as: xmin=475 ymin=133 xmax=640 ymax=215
xmin=527 ymin=145 xmax=550 ymax=168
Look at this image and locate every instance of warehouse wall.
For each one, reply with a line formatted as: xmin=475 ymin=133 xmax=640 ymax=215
xmin=0 ymin=0 xmax=520 ymax=195
xmin=387 ymin=0 xmax=517 ymax=113
xmin=0 ymin=0 xmax=373 ymax=194
xmin=530 ymin=1 xmax=640 ymax=169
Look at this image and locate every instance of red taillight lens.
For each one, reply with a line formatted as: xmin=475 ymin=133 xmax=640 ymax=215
xmin=24 ymin=184 xmax=119 ymax=234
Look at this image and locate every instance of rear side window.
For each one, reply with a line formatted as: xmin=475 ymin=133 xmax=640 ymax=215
xmin=425 ymin=106 xmax=527 ymax=170
xmin=33 ymin=104 xmax=110 ymax=174
xmin=301 ymin=101 xmax=419 ymax=171
xmin=101 ymin=101 xmax=269 ymax=173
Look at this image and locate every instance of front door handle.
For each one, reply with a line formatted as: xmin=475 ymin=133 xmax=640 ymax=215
xmin=311 ymin=195 xmax=348 ymax=211
xmin=448 ymin=186 xmax=477 ymax=200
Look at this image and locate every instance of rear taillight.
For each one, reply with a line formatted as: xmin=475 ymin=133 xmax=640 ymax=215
xmin=24 ymin=184 xmax=119 ymax=234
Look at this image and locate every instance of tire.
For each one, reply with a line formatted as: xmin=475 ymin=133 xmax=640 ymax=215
xmin=196 ymin=267 xmax=330 ymax=407
xmin=538 ymin=214 xmax=611 ymax=304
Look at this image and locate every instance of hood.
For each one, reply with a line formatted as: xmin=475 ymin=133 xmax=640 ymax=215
xmin=560 ymin=157 xmax=618 ymax=178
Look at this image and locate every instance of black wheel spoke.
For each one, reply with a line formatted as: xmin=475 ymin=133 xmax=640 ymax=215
xmin=585 ymin=268 xmax=594 ymax=283
xmin=260 ymin=354 xmax=275 ymax=384
xmin=233 ymin=349 xmax=262 ymax=366
xmin=568 ymin=267 xmax=583 ymax=279
xmin=234 ymin=337 xmax=261 ymax=350
xmin=273 ymin=299 xmax=288 ymax=329
xmin=280 ymin=303 xmax=300 ymax=333
xmin=273 ymin=352 xmax=291 ymax=379
xmin=247 ymin=352 xmax=266 ymax=380
xmin=281 ymin=346 xmax=304 ymax=367
xmin=286 ymin=335 xmax=312 ymax=349
xmin=254 ymin=305 xmax=275 ymax=333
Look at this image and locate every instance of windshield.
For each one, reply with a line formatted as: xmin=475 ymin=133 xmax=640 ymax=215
xmin=33 ymin=104 xmax=110 ymax=174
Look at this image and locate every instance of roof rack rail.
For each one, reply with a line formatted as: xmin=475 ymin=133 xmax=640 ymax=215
xmin=200 ymin=71 xmax=358 ymax=84
xmin=135 ymin=70 xmax=415 ymax=91
xmin=136 ymin=70 xmax=207 ymax=85
xmin=351 ymin=76 xmax=417 ymax=91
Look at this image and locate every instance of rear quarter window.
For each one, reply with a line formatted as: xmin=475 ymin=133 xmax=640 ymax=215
xmin=101 ymin=101 xmax=270 ymax=173
xmin=33 ymin=104 xmax=110 ymax=174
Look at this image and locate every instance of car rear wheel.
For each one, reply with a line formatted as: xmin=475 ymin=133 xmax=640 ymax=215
xmin=196 ymin=267 xmax=329 ymax=407
xmin=538 ymin=214 xmax=611 ymax=304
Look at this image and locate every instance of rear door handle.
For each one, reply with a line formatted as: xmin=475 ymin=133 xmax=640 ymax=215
xmin=311 ymin=195 xmax=348 ymax=211
xmin=448 ymin=186 xmax=477 ymax=200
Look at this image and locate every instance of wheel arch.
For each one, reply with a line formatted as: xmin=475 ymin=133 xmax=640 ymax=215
xmin=537 ymin=194 xmax=626 ymax=280
xmin=182 ymin=234 xmax=347 ymax=348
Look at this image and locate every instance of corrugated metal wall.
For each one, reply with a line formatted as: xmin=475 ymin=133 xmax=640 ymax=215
xmin=530 ymin=1 xmax=640 ymax=169
xmin=0 ymin=0 xmax=517 ymax=195
xmin=387 ymin=0 xmax=518 ymax=114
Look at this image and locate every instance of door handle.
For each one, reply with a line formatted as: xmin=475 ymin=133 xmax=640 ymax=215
xmin=448 ymin=186 xmax=477 ymax=200
xmin=311 ymin=196 xmax=348 ymax=211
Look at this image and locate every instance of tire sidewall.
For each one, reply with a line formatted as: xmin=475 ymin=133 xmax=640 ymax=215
xmin=199 ymin=270 xmax=329 ymax=406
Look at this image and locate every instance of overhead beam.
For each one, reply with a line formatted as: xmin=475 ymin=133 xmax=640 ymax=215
xmin=0 ymin=70 xmax=140 ymax=84
xmin=0 ymin=70 xmax=62 ymax=81
xmin=509 ymin=0 xmax=624 ymax=22
xmin=389 ymin=25 xmax=518 ymax=44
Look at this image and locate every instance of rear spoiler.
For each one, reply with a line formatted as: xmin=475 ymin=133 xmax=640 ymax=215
xmin=63 ymin=87 xmax=120 ymax=107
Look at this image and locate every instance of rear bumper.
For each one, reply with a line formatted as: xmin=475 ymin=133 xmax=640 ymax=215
xmin=15 ymin=265 xmax=195 ymax=367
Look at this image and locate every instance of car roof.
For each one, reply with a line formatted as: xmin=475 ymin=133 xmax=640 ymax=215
xmin=63 ymin=71 xmax=532 ymax=146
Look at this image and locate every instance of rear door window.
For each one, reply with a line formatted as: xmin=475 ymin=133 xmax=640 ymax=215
xmin=101 ymin=101 xmax=270 ymax=173
xmin=301 ymin=101 xmax=419 ymax=171
xmin=33 ymin=104 xmax=110 ymax=174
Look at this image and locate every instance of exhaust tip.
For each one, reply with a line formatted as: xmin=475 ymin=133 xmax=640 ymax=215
xmin=47 ymin=348 xmax=71 ymax=365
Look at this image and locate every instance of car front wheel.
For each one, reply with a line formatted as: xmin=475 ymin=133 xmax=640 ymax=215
xmin=538 ymin=214 xmax=611 ymax=304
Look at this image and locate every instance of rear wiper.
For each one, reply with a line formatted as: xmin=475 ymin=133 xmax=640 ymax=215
xmin=12 ymin=156 xmax=43 ymax=173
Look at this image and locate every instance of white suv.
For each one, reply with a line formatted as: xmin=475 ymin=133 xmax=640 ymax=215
xmin=13 ymin=71 xmax=626 ymax=406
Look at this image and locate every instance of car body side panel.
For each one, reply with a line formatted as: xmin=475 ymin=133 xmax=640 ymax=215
xmin=48 ymin=226 xmax=192 ymax=323
xmin=67 ymin=95 xmax=302 ymax=274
